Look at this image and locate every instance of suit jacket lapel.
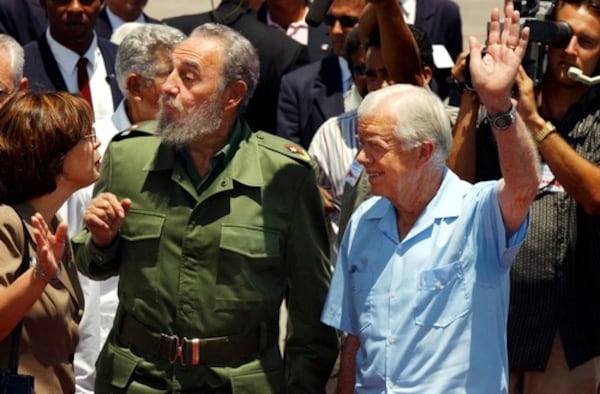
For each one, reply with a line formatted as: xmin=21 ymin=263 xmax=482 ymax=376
xmin=313 ymin=55 xmax=344 ymax=121
xmin=37 ymin=34 xmax=68 ymax=92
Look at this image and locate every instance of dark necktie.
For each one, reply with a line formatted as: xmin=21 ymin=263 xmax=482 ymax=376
xmin=77 ymin=57 xmax=93 ymax=111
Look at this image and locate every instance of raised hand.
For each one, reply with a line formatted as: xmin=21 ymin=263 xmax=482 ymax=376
xmin=83 ymin=192 xmax=131 ymax=248
xmin=468 ymin=1 xmax=530 ymax=114
xmin=31 ymin=213 xmax=68 ymax=280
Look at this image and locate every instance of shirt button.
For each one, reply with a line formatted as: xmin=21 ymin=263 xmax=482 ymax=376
xmin=435 ymin=281 xmax=442 ymax=289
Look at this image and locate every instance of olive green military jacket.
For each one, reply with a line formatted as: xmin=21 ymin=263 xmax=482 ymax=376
xmin=73 ymin=121 xmax=338 ymax=393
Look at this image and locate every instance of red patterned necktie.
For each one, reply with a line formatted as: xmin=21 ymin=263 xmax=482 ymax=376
xmin=77 ymin=57 xmax=93 ymax=111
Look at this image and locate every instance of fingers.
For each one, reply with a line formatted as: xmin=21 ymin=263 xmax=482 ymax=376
xmin=487 ymin=7 xmax=502 ymax=47
xmin=31 ymin=213 xmax=49 ymax=240
xmin=514 ymin=26 xmax=530 ymax=60
xmin=121 ymin=198 xmax=132 ymax=216
xmin=451 ymin=51 xmax=469 ymax=80
xmin=501 ymin=2 xmax=517 ymax=47
xmin=54 ymin=223 xmax=68 ymax=246
xmin=84 ymin=193 xmax=130 ymax=248
xmin=85 ymin=193 xmax=128 ymax=229
xmin=468 ymin=35 xmax=483 ymax=70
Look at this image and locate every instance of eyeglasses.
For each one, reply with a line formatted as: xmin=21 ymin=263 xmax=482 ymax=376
xmin=324 ymin=14 xmax=359 ymax=28
xmin=83 ymin=129 xmax=97 ymax=144
xmin=351 ymin=64 xmax=366 ymax=76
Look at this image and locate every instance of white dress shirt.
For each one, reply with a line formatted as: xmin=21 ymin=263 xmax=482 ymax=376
xmin=72 ymin=100 xmax=131 ymax=394
xmin=45 ymin=29 xmax=114 ymax=122
xmin=105 ymin=6 xmax=147 ymax=32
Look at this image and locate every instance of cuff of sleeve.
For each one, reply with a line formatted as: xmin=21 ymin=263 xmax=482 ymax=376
xmin=86 ymin=233 xmax=120 ymax=266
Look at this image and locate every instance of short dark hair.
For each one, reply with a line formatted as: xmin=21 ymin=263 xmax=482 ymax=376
xmin=345 ymin=27 xmax=362 ymax=67
xmin=0 ymin=91 xmax=93 ymax=203
xmin=409 ymin=25 xmax=435 ymax=71
xmin=366 ymin=25 xmax=435 ymax=72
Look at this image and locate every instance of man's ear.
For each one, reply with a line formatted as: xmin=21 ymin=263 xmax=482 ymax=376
xmin=126 ymin=73 xmax=143 ymax=101
xmin=19 ymin=77 xmax=28 ymax=91
xmin=416 ymin=141 xmax=435 ymax=167
xmin=422 ymin=66 xmax=433 ymax=86
xmin=223 ymin=80 xmax=248 ymax=112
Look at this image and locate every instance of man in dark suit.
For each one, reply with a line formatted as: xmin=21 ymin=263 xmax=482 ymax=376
xmin=414 ymin=0 xmax=462 ymax=100
xmin=277 ymin=0 xmax=365 ymax=149
xmin=94 ymin=0 xmax=161 ymax=40
xmin=23 ymin=0 xmax=122 ymax=122
xmin=164 ymin=0 xmax=307 ymax=135
xmin=256 ymin=0 xmax=331 ymax=64
xmin=0 ymin=0 xmax=46 ymax=45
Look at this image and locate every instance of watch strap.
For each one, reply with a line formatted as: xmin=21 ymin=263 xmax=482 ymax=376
xmin=534 ymin=121 xmax=556 ymax=143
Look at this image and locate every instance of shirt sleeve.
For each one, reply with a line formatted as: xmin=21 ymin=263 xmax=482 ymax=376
xmin=285 ymin=167 xmax=339 ymax=393
xmin=472 ymin=181 xmax=529 ymax=270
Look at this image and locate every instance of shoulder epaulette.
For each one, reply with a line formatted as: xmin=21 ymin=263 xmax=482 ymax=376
xmin=111 ymin=120 xmax=157 ymax=142
xmin=253 ymin=131 xmax=313 ymax=165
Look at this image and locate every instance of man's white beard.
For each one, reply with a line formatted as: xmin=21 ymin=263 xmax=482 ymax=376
xmin=156 ymin=93 xmax=224 ymax=148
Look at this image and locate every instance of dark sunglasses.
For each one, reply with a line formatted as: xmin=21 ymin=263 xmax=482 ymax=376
xmin=324 ymin=14 xmax=359 ymax=28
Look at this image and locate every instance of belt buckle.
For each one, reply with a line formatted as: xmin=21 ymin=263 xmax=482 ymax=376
xmin=161 ymin=333 xmax=181 ymax=364
xmin=182 ymin=337 xmax=200 ymax=366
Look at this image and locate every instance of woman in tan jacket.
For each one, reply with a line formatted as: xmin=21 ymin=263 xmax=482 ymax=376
xmin=0 ymin=91 xmax=101 ymax=393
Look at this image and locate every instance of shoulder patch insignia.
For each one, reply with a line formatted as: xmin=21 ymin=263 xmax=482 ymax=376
xmin=284 ymin=144 xmax=311 ymax=161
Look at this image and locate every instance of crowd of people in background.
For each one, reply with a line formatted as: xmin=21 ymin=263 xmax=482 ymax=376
xmin=0 ymin=0 xmax=599 ymax=393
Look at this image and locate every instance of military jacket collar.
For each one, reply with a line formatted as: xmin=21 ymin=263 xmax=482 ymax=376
xmin=142 ymin=119 xmax=266 ymax=194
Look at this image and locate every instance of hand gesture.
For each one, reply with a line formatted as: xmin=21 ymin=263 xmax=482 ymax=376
xmin=513 ymin=65 xmax=538 ymax=124
xmin=468 ymin=1 xmax=530 ymax=114
xmin=83 ymin=192 xmax=131 ymax=248
xmin=31 ymin=213 xmax=67 ymax=279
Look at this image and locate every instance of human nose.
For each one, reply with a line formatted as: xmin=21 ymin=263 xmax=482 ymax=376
xmin=67 ymin=0 xmax=84 ymax=12
xmin=564 ymin=36 xmax=579 ymax=56
xmin=161 ymin=70 xmax=178 ymax=95
xmin=356 ymin=148 xmax=370 ymax=165
xmin=331 ymin=19 xmax=344 ymax=35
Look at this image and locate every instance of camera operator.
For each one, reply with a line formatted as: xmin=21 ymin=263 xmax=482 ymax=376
xmin=448 ymin=0 xmax=600 ymax=392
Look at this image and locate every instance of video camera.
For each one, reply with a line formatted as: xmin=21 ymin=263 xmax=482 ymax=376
xmin=516 ymin=0 xmax=572 ymax=86
xmin=465 ymin=0 xmax=572 ymax=89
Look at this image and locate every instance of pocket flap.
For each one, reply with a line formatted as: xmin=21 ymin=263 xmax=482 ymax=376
xmin=220 ymin=224 xmax=280 ymax=258
xmin=120 ymin=209 xmax=165 ymax=241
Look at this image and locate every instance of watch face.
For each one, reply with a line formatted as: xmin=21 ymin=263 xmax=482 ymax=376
xmin=490 ymin=107 xmax=516 ymax=130
xmin=494 ymin=115 xmax=512 ymax=129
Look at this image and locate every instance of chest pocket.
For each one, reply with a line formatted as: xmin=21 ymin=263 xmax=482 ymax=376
xmin=216 ymin=224 xmax=283 ymax=309
xmin=413 ymin=261 xmax=470 ymax=328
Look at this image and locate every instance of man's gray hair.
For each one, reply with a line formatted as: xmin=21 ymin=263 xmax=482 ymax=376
xmin=0 ymin=34 xmax=24 ymax=86
xmin=358 ymin=84 xmax=453 ymax=168
xmin=115 ymin=24 xmax=186 ymax=94
xmin=189 ymin=23 xmax=260 ymax=112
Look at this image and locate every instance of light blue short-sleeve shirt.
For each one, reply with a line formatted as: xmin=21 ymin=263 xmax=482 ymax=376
xmin=321 ymin=168 xmax=528 ymax=393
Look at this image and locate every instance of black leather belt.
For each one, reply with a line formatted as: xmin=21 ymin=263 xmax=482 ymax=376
xmin=117 ymin=310 xmax=276 ymax=366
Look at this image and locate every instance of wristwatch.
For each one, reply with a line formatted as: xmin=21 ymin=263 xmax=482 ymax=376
xmin=486 ymin=105 xmax=517 ymax=130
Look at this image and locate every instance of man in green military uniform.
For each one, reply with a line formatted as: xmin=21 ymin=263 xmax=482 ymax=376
xmin=73 ymin=23 xmax=338 ymax=393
